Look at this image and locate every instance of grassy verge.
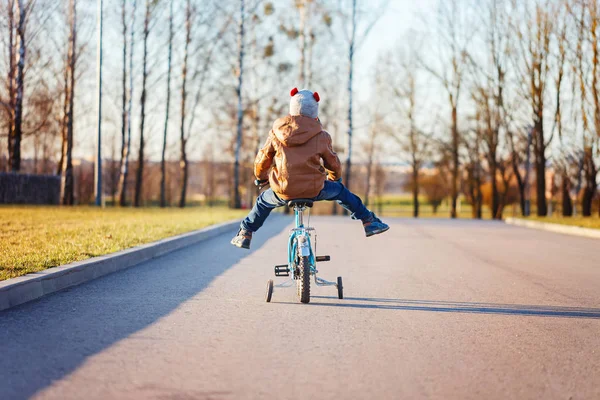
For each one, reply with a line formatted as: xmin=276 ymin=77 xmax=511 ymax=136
xmin=0 ymin=206 xmax=246 ymax=281
xmin=514 ymin=215 xmax=600 ymax=230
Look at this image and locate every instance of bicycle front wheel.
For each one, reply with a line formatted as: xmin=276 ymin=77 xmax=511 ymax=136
xmin=296 ymin=256 xmax=311 ymax=304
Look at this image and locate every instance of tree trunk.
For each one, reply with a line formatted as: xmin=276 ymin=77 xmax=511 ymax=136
xmin=412 ymin=162 xmax=419 ymax=218
xmin=117 ymin=0 xmax=128 ymax=204
xmin=490 ymin=161 xmax=499 ymax=219
xmin=160 ymin=0 xmax=174 ymax=208
xmin=57 ymin=62 xmax=68 ymax=176
xmin=475 ymin=179 xmax=483 ymax=220
xmin=344 ymin=0 xmax=356 ymax=200
xmin=6 ymin=0 xmax=15 ymax=173
xmin=134 ymin=0 xmax=151 ymax=208
xmin=179 ymin=0 xmax=191 ymax=208
xmin=582 ymin=147 xmax=597 ymax=217
xmin=233 ymin=0 xmax=245 ymax=209
xmin=110 ymin=136 xmax=118 ymax=203
xmin=61 ymin=0 xmax=77 ymax=205
xmin=11 ymin=0 xmax=26 ymax=172
xmin=118 ymin=0 xmax=137 ymax=206
xmin=561 ymin=171 xmax=572 ymax=217
xmin=450 ymin=104 xmax=459 ymax=218
xmin=508 ymin=130 xmax=526 ymax=216
xmin=582 ymin=188 xmax=594 ymax=217
xmin=534 ymin=121 xmax=547 ymax=216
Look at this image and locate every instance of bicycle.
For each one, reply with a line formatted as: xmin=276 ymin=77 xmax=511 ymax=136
xmin=256 ymin=180 xmax=343 ymax=304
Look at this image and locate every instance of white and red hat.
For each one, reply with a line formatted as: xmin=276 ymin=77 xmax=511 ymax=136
xmin=289 ymin=87 xmax=320 ymax=119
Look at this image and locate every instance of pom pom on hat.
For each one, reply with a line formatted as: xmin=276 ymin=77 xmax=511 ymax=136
xmin=313 ymin=92 xmax=320 ymax=102
xmin=290 ymin=87 xmax=299 ymax=96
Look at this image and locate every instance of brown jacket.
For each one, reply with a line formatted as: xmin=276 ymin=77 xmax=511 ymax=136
xmin=254 ymin=115 xmax=342 ymax=200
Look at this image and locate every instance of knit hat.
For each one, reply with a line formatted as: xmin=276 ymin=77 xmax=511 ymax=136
xmin=289 ymin=88 xmax=320 ymax=119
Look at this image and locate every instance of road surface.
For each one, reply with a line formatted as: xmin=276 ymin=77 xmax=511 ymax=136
xmin=1 ymin=216 xmax=599 ymax=400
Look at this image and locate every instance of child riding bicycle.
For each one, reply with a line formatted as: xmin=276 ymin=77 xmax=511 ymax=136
xmin=231 ymin=88 xmax=389 ymax=249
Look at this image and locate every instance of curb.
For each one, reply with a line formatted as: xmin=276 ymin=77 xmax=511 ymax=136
xmin=505 ymin=217 xmax=600 ymax=240
xmin=0 ymin=219 xmax=241 ymax=312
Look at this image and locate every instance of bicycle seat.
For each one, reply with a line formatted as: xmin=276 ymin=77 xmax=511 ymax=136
xmin=287 ymin=199 xmax=314 ymax=208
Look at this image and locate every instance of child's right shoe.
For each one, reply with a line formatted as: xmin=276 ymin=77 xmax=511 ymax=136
xmin=363 ymin=214 xmax=390 ymax=237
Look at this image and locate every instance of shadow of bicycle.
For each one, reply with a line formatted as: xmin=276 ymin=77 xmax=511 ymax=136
xmin=303 ymin=296 xmax=600 ymax=319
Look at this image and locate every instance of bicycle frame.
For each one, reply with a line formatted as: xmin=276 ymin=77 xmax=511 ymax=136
xmin=286 ymin=206 xmax=337 ymax=287
xmin=287 ymin=206 xmax=316 ymax=275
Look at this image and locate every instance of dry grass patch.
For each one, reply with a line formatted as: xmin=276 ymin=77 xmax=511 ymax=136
xmin=0 ymin=206 xmax=245 ymax=281
xmin=516 ymin=215 xmax=600 ymax=229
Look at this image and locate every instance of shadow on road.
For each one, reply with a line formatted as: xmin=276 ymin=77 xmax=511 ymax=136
xmin=305 ymin=296 xmax=600 ymax=319
xmin=0 ymin=217 xmax=289 ymax=400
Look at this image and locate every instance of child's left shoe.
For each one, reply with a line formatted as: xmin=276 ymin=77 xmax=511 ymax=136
xmin=363 ymin=214 xmax=390 ymax=237
xmin=231 ymin=229 xmax=253 ymax=249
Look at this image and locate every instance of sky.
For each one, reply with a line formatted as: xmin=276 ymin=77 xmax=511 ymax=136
xmin=357 ymin=0 xmax=437 ymax=102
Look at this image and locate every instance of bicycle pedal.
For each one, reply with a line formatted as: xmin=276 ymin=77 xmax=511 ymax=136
xmin=316 ymin=255 xmax=331 ymax=262
xmin=274 ymin=265 xmax=290 ymax=277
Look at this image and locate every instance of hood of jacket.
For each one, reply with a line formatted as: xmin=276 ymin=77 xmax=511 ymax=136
xmin=272 ymin=115 xmax=322 ymax=147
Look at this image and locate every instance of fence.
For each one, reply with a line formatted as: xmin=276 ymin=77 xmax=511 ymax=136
xmin=0 ymin=173 xmax=61 ymax=205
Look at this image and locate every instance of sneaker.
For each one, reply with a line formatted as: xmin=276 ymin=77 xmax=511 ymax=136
xmin=231 ymin=229 xmax=252 ymax=249
xmin=363 ymin=214 xmax=390 ymax=237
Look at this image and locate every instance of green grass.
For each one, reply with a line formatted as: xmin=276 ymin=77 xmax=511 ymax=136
xmin=308 ymin=194 xmax=495 ymax=218
xmin=372 ymin=195 xmax=493 ymax=219
xmin=516 ymin=215 xmax=600 ymax=230
xmin=0 ymin=206 xmax=246 ymax=281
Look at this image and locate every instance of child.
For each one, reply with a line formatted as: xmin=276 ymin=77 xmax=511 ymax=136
xmin=231 ymin=88 xmax=389 ymax=249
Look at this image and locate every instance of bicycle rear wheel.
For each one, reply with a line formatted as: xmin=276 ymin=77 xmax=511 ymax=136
xmin=296 ymin=256 xmax=311 ymax=304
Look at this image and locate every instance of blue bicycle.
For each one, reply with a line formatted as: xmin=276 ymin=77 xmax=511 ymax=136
xmin=263 ymin=194 xmax=343 ymax=304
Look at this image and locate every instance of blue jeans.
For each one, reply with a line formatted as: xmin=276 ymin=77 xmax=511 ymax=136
xmin=240 ymin=181 xmax=372 ymax=232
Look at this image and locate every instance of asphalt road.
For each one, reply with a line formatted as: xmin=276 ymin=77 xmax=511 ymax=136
xmin=1 ymin=216 xmax=600 ymax=400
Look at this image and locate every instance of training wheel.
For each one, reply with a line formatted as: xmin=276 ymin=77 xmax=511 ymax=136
xmin=337 ymin=276 xmax=343 ymax=299
xmin=265 ymin=279 xmax=274 ymax=302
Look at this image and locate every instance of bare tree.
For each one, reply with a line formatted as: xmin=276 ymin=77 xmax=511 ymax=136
xmin=468 ymin=0 xmax=513 ymax=220
xmin=385 ymin=42 xmax=429 ymax=218
xmin=116 ymin=0 xmax=129 ymax=205
xmin=564 ymin=0 xmax=598 ymax=216
xmin=117 ymin=0 xmax=137 ymax=206
xmin=3 ymin=0 xmax=16 ymax=172
xmin=134 ymin=0 xmax=154 ymax=208
xmin=59 ymin=0 xmax=77 ymax=205
xmin=179 ymin=0 xmax=192 ymax=208
xmin=9 ymin=0 xmax=29 ymax=172
xmin=160 ymin=0 xmax=174 ymax=208
xmin=464 ymin=119 xmax=484 ymax=219
xmin=511 ymin=0 xmax=554 ymax=216
xmin=581 ymin=0 xmax=599 ymax=216
xmin=421 ymin=0 xmax=472 ymax=218
xmin=344 ymin=0 xmax=356 ymax=192
xmin=340 ymin=0 xmax=389 ymax=195
xmin=233 ymin=0 xmax=245 ymax=209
